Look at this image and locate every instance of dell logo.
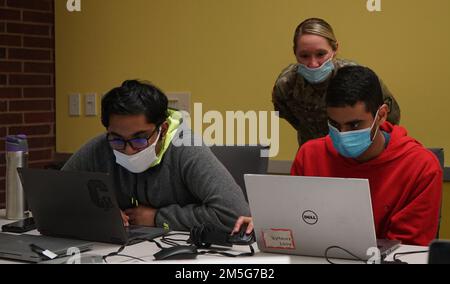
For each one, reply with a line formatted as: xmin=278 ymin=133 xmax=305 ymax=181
xmin=87 ymin=180 xmax=113 ymax=211
xmin=302 ymin=210 xmax=318 ymax=225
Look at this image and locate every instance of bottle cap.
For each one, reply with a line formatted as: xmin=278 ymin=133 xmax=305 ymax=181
xmin=6 ymin=135 xmax=28 ymax=152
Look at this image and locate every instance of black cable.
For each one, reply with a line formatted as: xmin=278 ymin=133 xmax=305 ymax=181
xmin=165 ymin=232 xmax=190 ymax=237
xmin=148 ymin=239 xmax=165 ymax=249
xmin=324 ymin=246 xmax=367 ymax=264
xmin=104 ymin=252 xmax=147 ymax=263
xmin=393 ymin=250 xmax=428 ymax=262
xmin=160 ymin=233 xmax=190 ymax=245
xmin=104 ymin=232 xmax=255 ymax=263
xmin=102 ymin=237 xmax=152 ymax=263
xmin=198 ymin=245 xmax=255 ymax=258
xmin=102 ymin=245 xmax=126 ymax=263
xmin=163 ymin=237 xmax=190 ymax=242
xmin=161 ymin=238 xmax=180 ymax=247
xmin=162 ymin=233 xmax=190 ymax=242
xmin=325 ymin=246 xmax=427 ymax=265
xmin=152 ymin=233 xmax=255 ymax=258
xmin=114 ymin=254 xmax=146 ymax=263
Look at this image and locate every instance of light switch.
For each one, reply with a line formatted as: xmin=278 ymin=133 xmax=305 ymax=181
xmin=166 ymin=92 xmax=191 ymax=113
xmin=85 ymin=93 xmax=97 ymax=116
xmin=69 ymin=93 xmax=81 ymax=116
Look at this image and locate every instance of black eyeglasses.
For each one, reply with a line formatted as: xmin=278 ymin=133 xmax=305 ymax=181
xmin=107 ymin=127 xmax=160 ymax=151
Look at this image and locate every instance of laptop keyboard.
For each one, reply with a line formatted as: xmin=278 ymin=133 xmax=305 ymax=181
xmin=124 ymin=226 xmax=168 ymax=245
xmin=127 ymin=231 xmax=147 ymax=239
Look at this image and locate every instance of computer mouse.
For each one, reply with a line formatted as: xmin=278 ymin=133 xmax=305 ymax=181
xmin=153 ymin=245 xmax=198 ymax=261
xmin=227 ymin=227 xmax=255 ymax=246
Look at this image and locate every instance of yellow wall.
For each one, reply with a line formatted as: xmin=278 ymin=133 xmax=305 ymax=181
xmin=55 ymin=0 xmax=450 ymax=160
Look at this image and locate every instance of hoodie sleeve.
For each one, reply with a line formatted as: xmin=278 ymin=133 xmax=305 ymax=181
xmin=62 ymin=135 xmax=110 ymax=173
xmin=386 ymin=168 xmax=442 ymax=246
xmin=154 ymin=145 xmax=251 ymax=233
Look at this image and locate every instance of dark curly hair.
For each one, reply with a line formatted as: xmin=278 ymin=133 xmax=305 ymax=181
xmin=101 ymin=80 xmax=168 ymax=128
xmin=326 ymin=66 xmax=384 ymax=117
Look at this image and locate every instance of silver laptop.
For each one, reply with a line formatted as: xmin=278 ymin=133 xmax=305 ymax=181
xmin=18 ymin=168 xmax=168 ymax=245
xmin=244 ymin=174 xmax=400 ymax=261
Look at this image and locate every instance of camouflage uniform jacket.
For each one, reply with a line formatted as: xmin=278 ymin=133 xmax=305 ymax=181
xmin=272 ymin=58 xmax=401 ymax=146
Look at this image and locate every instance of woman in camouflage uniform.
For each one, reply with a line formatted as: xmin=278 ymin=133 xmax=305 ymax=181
xmin=273 ymin=18 xmax=401 ymax=146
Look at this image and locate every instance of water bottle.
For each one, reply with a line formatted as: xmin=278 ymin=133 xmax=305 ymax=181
xmin=5 ymin=134 xmax=28 ymax=220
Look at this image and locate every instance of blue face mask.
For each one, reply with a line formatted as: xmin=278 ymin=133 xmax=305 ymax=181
xmin=297 ymin=56 xmax=335 ymax=84
xmin=328 ymin=112 xmax=380 ymax=159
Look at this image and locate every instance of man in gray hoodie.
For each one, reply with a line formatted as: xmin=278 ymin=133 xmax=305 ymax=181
xmin=63 ymin=80 xmax=250 ymax=232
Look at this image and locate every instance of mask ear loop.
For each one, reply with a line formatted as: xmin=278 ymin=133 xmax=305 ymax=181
xmin=150 ymin=125 xmax=163 ymax=146
xmin=329 ymin=51 xmax=336 ymax=60
xmin=301 ymin=54 xmax=335 ymax=71
xmin=370 ymin=110 xmax=381 ymax=142
xmin=157 ymin=118 xmax=169 ymax=139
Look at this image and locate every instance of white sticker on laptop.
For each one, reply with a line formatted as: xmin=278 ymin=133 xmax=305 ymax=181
xmin=261 ymin=229 xmax=295 ymax=250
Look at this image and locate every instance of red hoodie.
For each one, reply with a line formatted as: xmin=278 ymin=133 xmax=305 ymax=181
xmin=291 ymin=122 xmax=442 ymax=246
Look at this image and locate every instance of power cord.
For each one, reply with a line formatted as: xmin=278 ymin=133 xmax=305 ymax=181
xmin=393 ymin=250 xmax=428 ymax=263
xmin=110 ymin=254 xmax=147 ymax=263
xmin=102 ymin=238 xmax=150 ymax=263
xmin=161 ymin=232 xmax=190 ymax=243
xmin=151 ymin=233 xmax=191 ymax=248
xmin=324 ymin=246 xmax=367 ymax=264
xmin=198 ymin=245 xmax=255 ymax=257
xmin=188 ymin=225 xmax=255 ymax=257
xmin=151 ymin=233 xmax=255 ymax=258
xmin=379 ymin=250 xmax=428 ymax=264
xmin=148 ymin=239 xmax=165 ymax=249
xmin=103 ymin=246 xmax=147 ymax=263
xmin=103 ymin=235 xmax=426 ymax=263
xmin=160 ymin=233 xmax=191 ymax=247
xmin=103 ymin=232 xmax=255 ymax=263
xmin=189 ymin=224 xmax=231 ymax=248
xmin=325 ymin=246 xmax=428 ymax=264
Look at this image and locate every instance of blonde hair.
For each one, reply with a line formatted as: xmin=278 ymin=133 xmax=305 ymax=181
xmin=293 ymin=18 xmax=338 ymax=52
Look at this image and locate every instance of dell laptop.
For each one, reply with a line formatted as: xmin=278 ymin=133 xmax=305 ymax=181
xmin=18 ymin=168 xmax=168 ymax=245
xmin=244 ymin=174 xmax=400 ymax=261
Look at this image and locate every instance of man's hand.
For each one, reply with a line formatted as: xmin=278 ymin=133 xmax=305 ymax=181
xmin=124 ymin=206 xmax=157 ymax=227
xmin=120 ymin=210 xmax=129 ymax=227
xmin=231 ymin=216 xmax=254 ymax=235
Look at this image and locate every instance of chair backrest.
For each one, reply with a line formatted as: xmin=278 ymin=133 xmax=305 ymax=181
xmin=209 ymin=145 xmax=269 ymax=202
xmin=427 ymin=148 xmax=444 ymax=239
xmin=428 ymin=148 xmax=444 ymax=170
xmin=428 ymin=240 xmax=450 ymax=264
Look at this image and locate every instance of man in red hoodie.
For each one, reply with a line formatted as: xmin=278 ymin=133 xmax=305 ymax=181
xmin=233 ymin=66 xmax=442 ymax=246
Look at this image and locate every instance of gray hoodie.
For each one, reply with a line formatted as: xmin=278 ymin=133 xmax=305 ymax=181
xmin=62 ymin=119 xmax=250 ymax=232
